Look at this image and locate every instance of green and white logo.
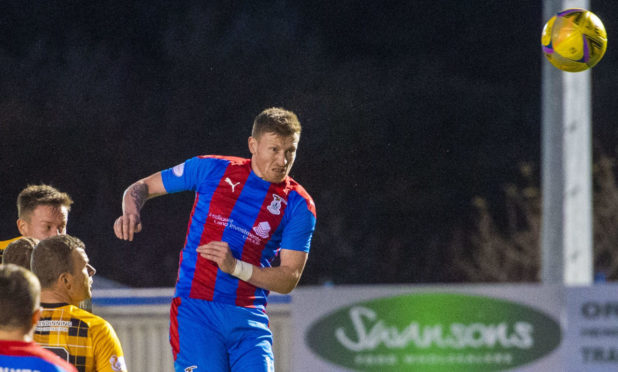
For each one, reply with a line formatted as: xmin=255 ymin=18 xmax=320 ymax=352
xmin=306 ymin=293 xmax=561 ymax=371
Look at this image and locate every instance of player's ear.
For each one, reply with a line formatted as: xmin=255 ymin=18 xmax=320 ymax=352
xmin=17 ymin=218 xmax=29 ymax=236
xmin=31 ymin=307 xmax=41 ymax=327
xmin=59 ymin=272 xmax=72 ymax=290
xmin=248 ymin=136 xmax=258 ymax=155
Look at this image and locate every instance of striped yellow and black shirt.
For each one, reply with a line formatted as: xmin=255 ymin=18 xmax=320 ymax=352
xmin=34 ymin=303 xmax=127 ymax=372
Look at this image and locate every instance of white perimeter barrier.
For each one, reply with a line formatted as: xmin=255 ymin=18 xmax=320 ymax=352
xmin=92 ymin=288 xmax=292 ymax=372
xmin=94 ymin=284 xmax=618 ymax=372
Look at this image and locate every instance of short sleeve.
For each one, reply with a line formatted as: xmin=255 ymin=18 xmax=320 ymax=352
xmin=161 ymin=156 xmax=215 ymax=193
xmin=280 ymin=191 xmax=316 ymax=253
xmin=92 ymin=321 xmax=127 ymax=372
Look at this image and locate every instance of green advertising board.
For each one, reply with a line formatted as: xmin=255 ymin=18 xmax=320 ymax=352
xmin=305 ymin=292 xmax=562 ymax=371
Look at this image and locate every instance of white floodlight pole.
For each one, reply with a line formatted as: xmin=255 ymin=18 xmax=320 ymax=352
xmin=541 ymin=0 xmax=593 ymax=285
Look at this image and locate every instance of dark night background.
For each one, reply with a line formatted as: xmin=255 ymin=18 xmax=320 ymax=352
xmin=1 ymin=1 xmax=616 ymax=287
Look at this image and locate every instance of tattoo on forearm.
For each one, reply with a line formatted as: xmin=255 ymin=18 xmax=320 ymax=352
xmin=130 ymin=183 xmax=149 ymax=210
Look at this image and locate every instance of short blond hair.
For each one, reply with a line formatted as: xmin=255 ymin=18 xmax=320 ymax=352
xmin=251 ymin=107 xmax=301 ymax=139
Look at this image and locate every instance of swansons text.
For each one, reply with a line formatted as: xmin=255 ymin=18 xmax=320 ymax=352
xmin=335 ymin=306 xmax=534 ymax=352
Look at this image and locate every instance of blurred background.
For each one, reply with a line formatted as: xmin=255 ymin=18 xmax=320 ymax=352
xmin=1 ymin=0 xmax=617 ymax=287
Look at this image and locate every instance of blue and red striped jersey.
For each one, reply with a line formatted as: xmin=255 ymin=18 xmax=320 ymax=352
xmin=161 ymin=155 xmax=316 ymax=309
xmin=0 ymin=340 xmax=78 ymax=372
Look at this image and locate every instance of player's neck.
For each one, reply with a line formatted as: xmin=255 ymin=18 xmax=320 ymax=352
xmin=0 ymin=329 xmax=32 ymax=342
xmin=40 ymin=289 xmax=78 ymax=307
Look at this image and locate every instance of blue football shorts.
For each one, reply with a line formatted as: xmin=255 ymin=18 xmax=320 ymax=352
xmin=170 ymin=297 xmax=274 ymax=372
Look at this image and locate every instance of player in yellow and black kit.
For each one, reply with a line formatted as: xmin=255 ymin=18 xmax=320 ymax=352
xmin=31 ymin=235 xmax=127 ymax=372
xmin=1 ymin=184 xmax=74 ymax=261
xmin=35 ymin=303 xmax=125 ymax=372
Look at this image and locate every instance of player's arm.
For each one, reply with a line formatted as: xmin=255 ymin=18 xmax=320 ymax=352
xmin=199 ymin=191 xmax=315 ymax=294
xmin=114 ymin=172 xmax=167 ymax=241
xmin=248 ymin=249 xmax=308 ymax=294
xmin=197 ymin=242 xmax=307 ymax=294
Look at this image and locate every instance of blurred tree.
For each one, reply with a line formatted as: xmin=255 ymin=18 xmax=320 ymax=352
xmin=452 ymin=153 xmax=618 ymax=282
xmin=592 ymin=154 xmax=618 ymax=280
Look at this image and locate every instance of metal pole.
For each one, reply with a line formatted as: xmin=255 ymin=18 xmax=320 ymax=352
xmin=541 ymin=0 xmax=593 ymax=285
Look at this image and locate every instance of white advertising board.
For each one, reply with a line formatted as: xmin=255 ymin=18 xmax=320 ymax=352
xmin=564 ymin=284 xmax=618 ymax=372
xmin=292 ymin=284 xmax=565 ymax=372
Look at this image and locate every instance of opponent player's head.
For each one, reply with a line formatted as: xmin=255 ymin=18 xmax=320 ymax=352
xmin=2 ymin=237 xmax=38 ymax=269
xmin=17 ymin=184 xmax=73 ymax=240
xmin=249 ymin=107 xmax=302 ymax=183
xmin=31 ymin=235 xmax=96 ymax=306
xmin=0 ymin=263 xmax=41 ymax=339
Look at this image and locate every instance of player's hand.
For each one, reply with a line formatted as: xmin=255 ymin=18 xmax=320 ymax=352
xmin=196 ymin=241 xmax=236 ymax=273
xmin=113 ymin=214 xmax=142 ymax=241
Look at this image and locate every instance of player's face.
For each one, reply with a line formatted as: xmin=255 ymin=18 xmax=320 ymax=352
xmin=249 ymin=132 xmax=300 ymax=184
xmin=68 ymin=248 xmax=95 ymax=304
xmin=17 ymin=204 xmax=69 ymax=240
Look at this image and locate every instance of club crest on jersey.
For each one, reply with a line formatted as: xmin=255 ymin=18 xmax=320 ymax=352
xmin=253 ymin=221 xmax=271 ymax=239
xmin=109 ymin=355 xmax=127 ymax=371
xmin=267 ymin=194 xmax=287 ymax=215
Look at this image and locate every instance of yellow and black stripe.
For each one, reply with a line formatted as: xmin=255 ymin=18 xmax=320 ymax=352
xmin=34 ymin=303 xmax=126 ymax=372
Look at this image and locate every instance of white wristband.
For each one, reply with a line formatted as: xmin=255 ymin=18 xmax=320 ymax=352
xmin=232 ymin=259 xmax=253 ymax=282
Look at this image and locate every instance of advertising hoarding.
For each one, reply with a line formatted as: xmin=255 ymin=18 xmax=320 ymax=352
xmin=292 ymin=285 xmax=564 ymax=371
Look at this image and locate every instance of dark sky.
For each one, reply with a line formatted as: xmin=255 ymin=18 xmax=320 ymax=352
xmin=1 ymin=1 xmax=616 ymax=287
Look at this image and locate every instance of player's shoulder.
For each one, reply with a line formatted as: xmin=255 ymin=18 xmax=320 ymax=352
xmin=0 ymin=236 xmax=21 ymax=250
xmin=64 ymin=305 xmax=111 ymax=328
xmin=285 ymin=178 xmax=316 ymax=217
xmin=30 ymin=344 xmax=78 ymax=371
xmin=0 ymin=340 xmax=77 ymax=371
xmin=184 ymin=155 xmax=250 ymax=174
xmin=196 ymin=155 xmax=250 ymax=166
xmin=286 ymin=177 xmax=311 ymax=198
xmin=70 ymin=306 xmax=120 ymax=336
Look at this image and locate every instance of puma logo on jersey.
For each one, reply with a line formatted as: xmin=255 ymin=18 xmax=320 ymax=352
xmin=184 ymin=366 xmax=198 ymax=372
xmin=225 ymin=177 xmax=240 ymax=192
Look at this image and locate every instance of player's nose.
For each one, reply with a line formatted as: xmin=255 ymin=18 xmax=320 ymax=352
xmin=275 ymin=152 xmax=287 ymax=166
